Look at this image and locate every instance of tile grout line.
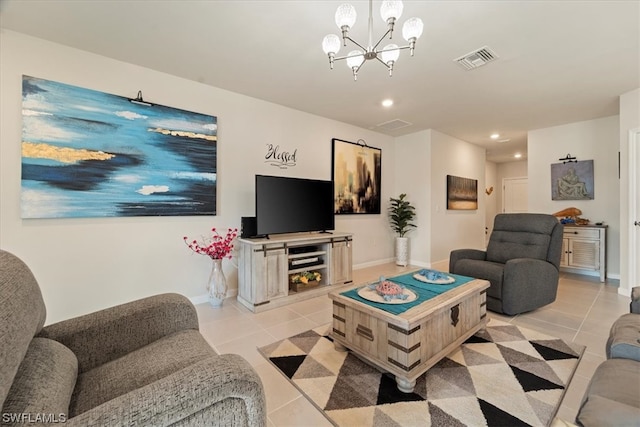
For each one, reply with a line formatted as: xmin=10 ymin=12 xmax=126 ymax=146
xmin=572 ymin=285 xmax=604 ymax=342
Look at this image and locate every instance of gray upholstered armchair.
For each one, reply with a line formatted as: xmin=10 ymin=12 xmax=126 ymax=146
xmin=0 ymin=250 xmax=266 ymax=426
xmin=449 ymin=213 xmax=563 ymax=315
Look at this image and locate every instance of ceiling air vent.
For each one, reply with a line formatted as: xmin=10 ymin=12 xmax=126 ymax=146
xmin=376 ymin=119 xmax=412 ymax=131
xmin=454 ymin=46 xmax=498 ymax=70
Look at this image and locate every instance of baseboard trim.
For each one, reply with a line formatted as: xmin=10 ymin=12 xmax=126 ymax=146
xmin=353 ymin=258 xmax=395 ymax=270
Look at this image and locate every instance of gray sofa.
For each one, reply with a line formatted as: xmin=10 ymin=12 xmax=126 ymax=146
xmin=576 ymin=287 xmax=640 ymax=426
xmin=449 ymin=213 xmax=563 ymax=315
xmin=0 ymin=249 xmax=266 ymax=426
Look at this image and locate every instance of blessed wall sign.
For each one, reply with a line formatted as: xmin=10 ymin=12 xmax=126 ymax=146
xmin=264 ymin=144 xmax=297 ymax=169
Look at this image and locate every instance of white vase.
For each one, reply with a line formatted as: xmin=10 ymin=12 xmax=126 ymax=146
xmin=207 ymin=259 xmax=227 ymax=308
xmin=395 ymin=237 xmax=409 ymax=266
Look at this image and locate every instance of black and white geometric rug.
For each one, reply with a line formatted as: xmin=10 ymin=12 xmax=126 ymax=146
xmin=258 ymin=319 xmax=584 ymax=427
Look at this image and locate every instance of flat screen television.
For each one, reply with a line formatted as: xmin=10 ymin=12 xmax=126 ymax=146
xmin=255 ymin=175 xmax=335 ymax=236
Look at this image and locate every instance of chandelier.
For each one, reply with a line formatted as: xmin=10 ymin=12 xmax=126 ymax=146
xmin=322 ymin=0 xmax=424 ymax=81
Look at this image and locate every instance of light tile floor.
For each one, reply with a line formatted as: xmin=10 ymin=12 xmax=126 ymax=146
xmin=196 ymin=263 xmax=628 ymax=426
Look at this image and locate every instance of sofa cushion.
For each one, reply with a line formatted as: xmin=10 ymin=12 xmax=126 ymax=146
xmin=1 ymin=338 xmax=77 ymax=420
xmin=0 ymin=250 xmax=47 ymax=407
xmin=70 ymin=329 xmax=216 ymax=417
xmin=453 ymin=259 xmax=504 ymax=300
xmin=577 ymin=359 xmax=640 ymax=426
xmin=606 ymin=313 xmax=640 ymax=361
xmin=576 ymin=359 xmax=640 ymax=427
xmin=577 ymin=395 xmax=640 ymax=427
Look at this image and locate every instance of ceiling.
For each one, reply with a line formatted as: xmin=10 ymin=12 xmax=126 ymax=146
xmin=1 ymin=0 xmax=638 ymax=163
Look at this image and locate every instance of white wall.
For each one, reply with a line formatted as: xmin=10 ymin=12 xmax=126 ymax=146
xmin=619 ymin=88 xmax=640 ymax=294
xmin=528 ymin=116 xmax=620 ymax=277
xmin=0 ymin=30 xmax=396 ymax=323
xmin=395 ymin=130 xmax=431 ymax=266
xmin=430 ymin=130 xmax=486 ymax=264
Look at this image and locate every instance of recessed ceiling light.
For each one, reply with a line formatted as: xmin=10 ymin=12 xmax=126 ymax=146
xmin=497 ymin=138 xmax=511 ymax=143
xmin=514 ymin=153 xmax=522 ymax=158
xmin=382 ymin=99 xmax=394 ymax=107
xmin=490 ymin=133 xmax=500 ymax=139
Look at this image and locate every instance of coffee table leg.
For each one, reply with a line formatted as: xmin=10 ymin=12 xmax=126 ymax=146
xmin=396 ymin=376 xmax=416 ymax=393
xmin=334 ymin=342 xmax=347 ymax=352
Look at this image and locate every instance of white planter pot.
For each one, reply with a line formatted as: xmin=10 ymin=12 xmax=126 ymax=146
xmin=395 ymin=237 xmax=409 ymax=266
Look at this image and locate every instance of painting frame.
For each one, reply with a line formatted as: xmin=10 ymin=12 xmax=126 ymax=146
xmin=551 ymin=160 xmax=594 ymax=200
xmin=21 ymin=75 xmax=218 ymax=219
xmin=446 ymin=175 xmax=478 ymax=210
xmin=331 ymin=138 xmax=382 ymax=215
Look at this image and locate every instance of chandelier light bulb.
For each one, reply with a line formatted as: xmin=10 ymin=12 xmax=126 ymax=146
xmin=322 ymin=34 xmax=341 ymax=55
xmin=381 ymin=44 xmax=400 ymax=63
xmin=346 ymin=50 xmax=365 ymax=69
xmin=402 ymin=17 xmax=424 ymax=41
xmin=380 ymin=0 xmax=404 ymax=23
xmin=335 ymin=3 xmax=357 ymax=29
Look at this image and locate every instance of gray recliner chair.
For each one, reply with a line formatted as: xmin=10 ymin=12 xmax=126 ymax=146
xmin=0 ymin=249 xmax=266 ymax=426
xmin=449 ymin=213 xmax=563 ymax=315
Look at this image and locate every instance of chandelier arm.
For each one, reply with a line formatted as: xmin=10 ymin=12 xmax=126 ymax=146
xmin=377 ymin=45 xmax=412 ymax=56
xmin=333 ymin=51 xmax=366 ymax=62
xmin=371 ymin=28 xmax=393 ymax=51
xmin=343 ymin=36 xmax=368 ymax=53
xmin=374 ymin=56 xmax=391 ymax=69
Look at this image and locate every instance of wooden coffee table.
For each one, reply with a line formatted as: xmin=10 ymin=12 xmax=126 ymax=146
xmin=329 ymin=275 xmax=489 ymax=393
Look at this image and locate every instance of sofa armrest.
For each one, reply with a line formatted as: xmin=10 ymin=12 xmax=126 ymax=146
xmin=606 ymin=313 xmax=640 ymax=361
xmin=631 ymin=287 xmax=640 ymax=314
xmin=38 ymin=293 xmax=199 ymax=373
xmin=502 ymin=258 xmax=559 ymax=315
xmin=65 ymin=354 xmax=266 ymax=427
xmin=449 ymin=249 xmax=486 ymax=273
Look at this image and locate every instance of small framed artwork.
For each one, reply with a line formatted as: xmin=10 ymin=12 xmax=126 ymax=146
xmin=551 ymin=160 xmax=594 ymax=200
xmin=332 ymin=138 xmax=382 ymax=214
xmin=447 ymin=175 xmax=478 ymax=210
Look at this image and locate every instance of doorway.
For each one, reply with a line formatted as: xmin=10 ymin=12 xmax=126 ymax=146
xmin=503 ymin=177 xmax=528 ymax=213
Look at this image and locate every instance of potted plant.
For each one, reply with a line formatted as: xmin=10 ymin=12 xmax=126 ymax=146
xmin=388 ymin=194 xmax=416 ymax=266
xmin=290 ymin=270 xmax=322 ymax=292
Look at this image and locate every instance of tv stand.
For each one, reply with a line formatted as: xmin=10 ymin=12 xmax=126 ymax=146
xmin=237 ymin=232 xmax=353 ymax=312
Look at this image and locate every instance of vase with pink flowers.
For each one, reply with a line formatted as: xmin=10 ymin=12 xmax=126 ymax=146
xmin=183 ymin=227 xmax=238 ymax=307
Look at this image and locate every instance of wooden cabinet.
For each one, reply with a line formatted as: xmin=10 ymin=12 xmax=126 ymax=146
xmin=237 ymin=232 xmax=353 ymax=312
xmin=329 ymin=236 xmax=353 ymax=286
xmin=560 ymin=225 xmax=607 ymax=281
xmin=238 ymin=241 xmax=288 ymax=305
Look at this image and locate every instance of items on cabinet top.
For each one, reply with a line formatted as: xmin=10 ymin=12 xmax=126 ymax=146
xmin=551 ymin=206 xmax=605 ymax=226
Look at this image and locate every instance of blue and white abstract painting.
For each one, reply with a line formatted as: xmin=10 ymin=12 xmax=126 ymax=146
xmin=21 ymin=76 xmax=217 ymax=218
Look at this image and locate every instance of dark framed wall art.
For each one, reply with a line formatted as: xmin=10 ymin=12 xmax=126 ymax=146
xmin=447 ymin=175 xmax=478 ymax=210
xmin=21 ymin=75 xmax=218 ymax=218
xmin=332 ymin=138 xmax=381 ymax=214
